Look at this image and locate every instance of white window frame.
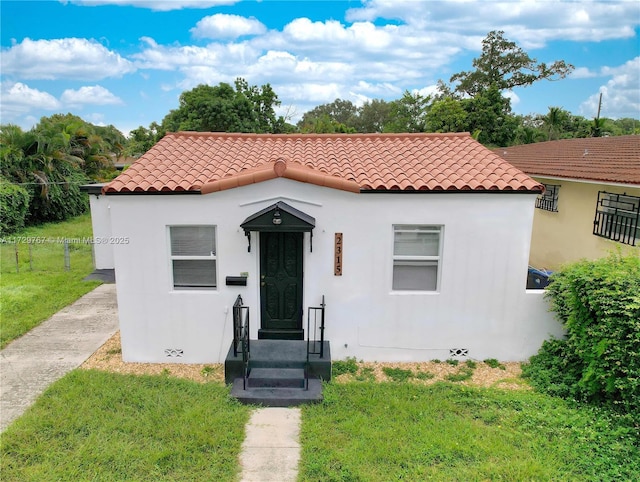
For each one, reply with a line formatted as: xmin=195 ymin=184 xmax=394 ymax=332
xmin=168 ymin=225 xmax=217 ymax=290
xmin=392 ymin=225 xmax=442 ymax=292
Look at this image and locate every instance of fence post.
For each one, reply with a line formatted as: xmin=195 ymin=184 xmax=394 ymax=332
xmin=64 ymin=239 xmax=70 ymax=271
xmin=14 ymin=242 xmax=19 ymax=273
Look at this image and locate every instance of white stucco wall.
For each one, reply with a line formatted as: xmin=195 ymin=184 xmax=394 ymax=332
xmin=106 ymin=178 xmax=564 ymax=363
xmin=88 ymin=194 xmax=114 ymax=269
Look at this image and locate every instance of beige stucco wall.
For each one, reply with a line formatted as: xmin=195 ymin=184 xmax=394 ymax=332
xmin=529 ymin=177 xmax=640 ymax=270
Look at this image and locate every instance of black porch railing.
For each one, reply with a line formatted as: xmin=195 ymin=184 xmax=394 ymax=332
xmin=305 ymin=296 xmax=326 ymax=390
xmin=232 ymin=295 xmax=251 ymax=389
xmin=307 ymin=295 xmax=326 ymax=359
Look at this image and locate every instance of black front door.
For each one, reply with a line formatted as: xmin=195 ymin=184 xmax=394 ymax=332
xmin=259 ymin=231 xmax=304 ymax=340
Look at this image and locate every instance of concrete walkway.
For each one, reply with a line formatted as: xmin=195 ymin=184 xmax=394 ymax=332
xmin=239 ymin=407 xmax=302 ymax=482
xmin=0 ymin=283 xmax=119 ymax=432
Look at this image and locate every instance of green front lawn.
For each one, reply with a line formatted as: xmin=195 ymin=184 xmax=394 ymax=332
xmin=0 ymin=370 xmax=250 ymax=482
xmin=0 ymin=214 xmax=100 ymax=348
xmin=300 ymin=382 xmax=640 ymax=481
xmin=2 ymin=371 xmax=638 ymax=481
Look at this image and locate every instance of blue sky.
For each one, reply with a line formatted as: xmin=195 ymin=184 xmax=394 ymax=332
xmin=1 ymin=0 xmax=639 ymax=136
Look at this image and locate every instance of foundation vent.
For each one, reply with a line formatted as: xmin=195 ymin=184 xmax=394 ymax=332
xmin=165 ymin=348 xmax=184 ymax=358
xmin=449 ymin=348 xmax=468 ymax=357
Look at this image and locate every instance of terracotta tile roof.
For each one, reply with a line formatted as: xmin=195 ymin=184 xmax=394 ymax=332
xmin=104 ymin=132 xmax=542 ymax=194
xmin=494 ymin=135 xmax=640 ymax=186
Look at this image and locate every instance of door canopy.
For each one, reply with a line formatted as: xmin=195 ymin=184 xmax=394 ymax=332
xmin=240 ymin=201 xmax=315 ymax=252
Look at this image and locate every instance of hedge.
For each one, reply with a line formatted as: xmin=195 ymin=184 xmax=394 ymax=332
xmin=523 ymin=252 xmax=640 ymax=422
xmin=0 ymin=178 xmax=30 ymax=235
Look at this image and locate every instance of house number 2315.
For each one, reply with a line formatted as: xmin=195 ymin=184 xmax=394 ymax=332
xmin=335 ymin=233 xmax=343 ymax=276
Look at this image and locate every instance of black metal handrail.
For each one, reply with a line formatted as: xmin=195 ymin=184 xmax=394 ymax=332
xmin=307 ymin=295 xmax=326 ymax=358
xmin=241 ymin=312 xmax=250 ymax=390
xmin=305 ymin=296 xmax=326 ymax=391
xmin=231 ymin=295 xmax=250 ymax=389
xmin=232 ymin=295 xmax=250 ymax=356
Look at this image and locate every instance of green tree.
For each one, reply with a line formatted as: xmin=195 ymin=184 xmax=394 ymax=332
xmin=297 ymin=99 xmax=358 ymax=131
xmin=162 ymin=79 xmax=286 ymax=134
xmin=384 ymin=91 xmax=431 ymax=133
xmin=425 ymin=97 xmax=468 ymax=133
xmin=450 ymin=30 xmax=574 ymax=97
xmin=298 ymin=114 xmax=356 ymax=133
xmin=542 ymin=106 xmax=570 ymax=141
xmin=462 ymin=85 xmax=518 ymax=146
xmin=0 ymin=115 xmax=123 ymax=225
xmin=354 ymin=99 xmax=393 ymax=133
xmin=234 ymin=78 xmax=287 ymax=133
xmin=125 ymin=122 xmax=164 ymax=157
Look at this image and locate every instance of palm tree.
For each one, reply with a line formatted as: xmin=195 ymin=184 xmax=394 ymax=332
xmin=543 ymin=106 xmax=568 ymax=141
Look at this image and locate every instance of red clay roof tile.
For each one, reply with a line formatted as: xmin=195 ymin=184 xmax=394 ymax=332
xmin=494 ymin=136 xmax=640 ymax=185
xmin=104 ymin=132 xmax=542 ymax=194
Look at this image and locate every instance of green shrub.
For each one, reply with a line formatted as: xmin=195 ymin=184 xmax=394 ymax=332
xmin=0 ymin=178 xmax=30 ymax=235
xmin=523 ymin=253 xmax=640 ymax=421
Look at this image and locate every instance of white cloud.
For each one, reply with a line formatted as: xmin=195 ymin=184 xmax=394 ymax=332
xmin=61 ymin=85 xmax=124 ymax=107
xmin=346 ymin=0 xmax=639 ymax=47
xmin=579 ymin=57 xmax=640 ymax=119
xmin=0 ymin=82 xmax=61 ymax=125
xmin=571 ymin=67 xmax=598 ymax=79
xmin=133 ymin=38 xmax=227 ymax=70
xmin=1 ymin=38 xmax=135 ymax=80
xmin=191 ymin=14 xmax=266 ymax=39
xmin=66 ymin=0 xmax=237 ymax=11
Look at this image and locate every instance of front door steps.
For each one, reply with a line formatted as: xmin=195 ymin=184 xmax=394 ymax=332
xmin=225 ymin=339 xmax=331 ymax=407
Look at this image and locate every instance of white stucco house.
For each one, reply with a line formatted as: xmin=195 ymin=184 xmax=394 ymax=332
xmin=86 ymin=132 xmax=564 ymax=366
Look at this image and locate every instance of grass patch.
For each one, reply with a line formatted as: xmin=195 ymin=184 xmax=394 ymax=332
xmin=445 ymin=366 xmax=475 ymax=382
xmin=382 ymin=367 xmax=414 ymax=382
xmin=332 ymin=357 xmax=359 ymax=376
xmin=300 ymin=382 xmax=640 ymax=481
xmin=0 ymin=214 xmax=99 ymax=348
xmin=484 ymin=358 xmax=506 ymax=370
xmin=0 ymin=370 xmax=250 ymax=481
xmin=355 ymin=366 xmax=376 ymax=382
xmin=416 ymin=371 xmax=435 ymax=380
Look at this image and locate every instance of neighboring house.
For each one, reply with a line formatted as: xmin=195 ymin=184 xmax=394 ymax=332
xmin=496 ymin=136 xmax=640 ymax=270
xmin=87 ymin=132 xmax=563 ymax=365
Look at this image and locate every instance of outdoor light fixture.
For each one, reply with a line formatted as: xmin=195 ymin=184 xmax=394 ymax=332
xmin=272 ymin=208 xmax=282 ymax=225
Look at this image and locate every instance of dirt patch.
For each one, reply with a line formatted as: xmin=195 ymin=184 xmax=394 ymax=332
xmin=333 ymin=360 xmax=529 ymax=390
xmin=81 ymin=332 xmax=225 ymax=384
xmin=82 ymin=332 xmax=529 ymax=389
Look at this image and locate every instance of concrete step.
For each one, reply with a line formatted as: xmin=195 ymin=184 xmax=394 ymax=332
xmin=231 ymin=378 xmax=323 ymax=407
xmin=225 ymin=339 xmax=332 ymax=384
xmin=248 ymin=368 xmax=306 ymax=388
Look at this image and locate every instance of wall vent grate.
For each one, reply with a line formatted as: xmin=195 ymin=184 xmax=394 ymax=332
xmin=165 ymin=348 xmax=184 ymax=357
xmin=449 ymin=348 xmax=468 ymax=357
